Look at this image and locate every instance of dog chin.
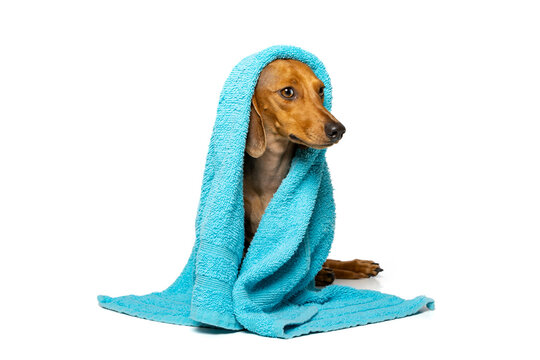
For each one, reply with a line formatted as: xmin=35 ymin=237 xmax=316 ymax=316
xmin=306 ymin=143 xmax=334 ymax=149
xmin=289 ymin=134 xmax=334 ymax=149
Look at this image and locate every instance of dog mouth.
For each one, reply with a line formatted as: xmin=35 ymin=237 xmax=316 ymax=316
xmin=289 ymin=134 xmax=334 ymax=149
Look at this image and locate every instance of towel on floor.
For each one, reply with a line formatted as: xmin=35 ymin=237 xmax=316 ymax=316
xmin=98 ymin=45 xmax=434 ymax=338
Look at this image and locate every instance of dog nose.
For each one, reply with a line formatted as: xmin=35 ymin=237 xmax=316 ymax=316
xmin=325 ymin=122 xmax=346 ymax=142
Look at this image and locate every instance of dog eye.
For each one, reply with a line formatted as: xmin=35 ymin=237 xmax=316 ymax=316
xmin=280 ymin=87 xmax=295 ymax=99
xmin=319 ymin=87 xmax=325 ymax=98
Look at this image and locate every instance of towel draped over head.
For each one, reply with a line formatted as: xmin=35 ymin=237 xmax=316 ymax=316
xmin=98 ymin=45 xmax=434 ymax=338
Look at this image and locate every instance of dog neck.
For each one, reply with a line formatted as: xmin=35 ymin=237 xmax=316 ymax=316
xmin=244 ymin=129 xmax=296 ymax=195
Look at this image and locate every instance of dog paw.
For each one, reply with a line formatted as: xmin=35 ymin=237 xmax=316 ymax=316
xmin=350 ymin=259 xmax=383 ymax=277
xmin=315 ymin=267 xmax=336 ymax=287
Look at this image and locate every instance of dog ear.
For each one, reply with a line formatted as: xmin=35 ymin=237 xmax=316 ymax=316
xmin=246 ymin=98 xmax=267 ymax=158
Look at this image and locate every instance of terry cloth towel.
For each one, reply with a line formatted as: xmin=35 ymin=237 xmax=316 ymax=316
xmin=98 ymin=45 xmax=434 ymax=338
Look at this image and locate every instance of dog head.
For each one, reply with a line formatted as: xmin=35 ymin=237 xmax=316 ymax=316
xmin=246 ymin=59 xmax=346 ymax=158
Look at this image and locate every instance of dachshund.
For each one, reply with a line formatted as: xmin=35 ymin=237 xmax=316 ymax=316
xmin=243 ymin=59 xmax=383 ymax=286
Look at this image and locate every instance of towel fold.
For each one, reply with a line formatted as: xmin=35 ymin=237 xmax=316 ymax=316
xmin=98 ymin=45 xmax=434 ymax=338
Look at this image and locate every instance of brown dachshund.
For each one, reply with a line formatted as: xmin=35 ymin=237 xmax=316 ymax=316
xmin=243 ymin=59 xmax=383 ymax=286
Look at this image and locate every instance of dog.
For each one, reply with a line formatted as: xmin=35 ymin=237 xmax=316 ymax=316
xmin=243 ymin=59 xmax=383 ymax=287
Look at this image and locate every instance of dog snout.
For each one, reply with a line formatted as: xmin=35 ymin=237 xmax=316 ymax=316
xmin=324 ymin=122 xmax=346 ymax=142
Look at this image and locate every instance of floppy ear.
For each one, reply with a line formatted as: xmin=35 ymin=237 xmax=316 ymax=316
xmin=245 ymin=98 xmax=267 ymax=158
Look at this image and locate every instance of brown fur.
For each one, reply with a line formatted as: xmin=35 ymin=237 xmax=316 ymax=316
xmin=243 ymin=59 xmax=382 ymax=286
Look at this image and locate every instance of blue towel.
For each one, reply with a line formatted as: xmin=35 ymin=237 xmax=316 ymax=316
xmin=98 ymin=45 xmax=434 ymax=338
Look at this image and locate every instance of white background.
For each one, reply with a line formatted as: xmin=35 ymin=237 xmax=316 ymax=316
xmin=1 ymin=1 xmax=539 ymax=359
